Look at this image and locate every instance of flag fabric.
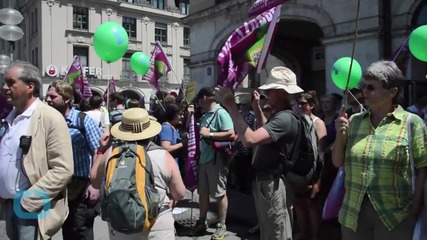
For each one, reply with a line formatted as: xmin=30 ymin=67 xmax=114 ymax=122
xmin=103 ymin=76 xmax=117 ymax=99
xmin=248 ymin=0 xmax=286 ymax=17
xmin=256 ymin=6 xmax=282 ymax=73
xmin=217 ymin=7 xmax=279 ymax=90
xmin=64 ymin=55 xmax=92 ymax=100
xmin=185 ymin=115 xmax=199 ymax=192
xmin=82 ymin=77 xmax=92 ymax=98
xmin=390 ymin=37 xmax=410 ymax=76
xmin=143 ymin=42 xmax=173 ymax=89
xmin=176 ymin=80 xmax=185 ymax=103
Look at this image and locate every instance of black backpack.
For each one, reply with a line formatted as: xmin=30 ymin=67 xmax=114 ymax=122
xmin=283 ymin=111 xmax=322 ymax=186
xmin=68 ymin=111 xmax=87 ymax=136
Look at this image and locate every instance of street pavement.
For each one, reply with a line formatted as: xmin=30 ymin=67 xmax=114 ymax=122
xmin=0 ymin=189 xmax=342 ymax=240
xmin=0 ymin=189 xmax=260 ymax=240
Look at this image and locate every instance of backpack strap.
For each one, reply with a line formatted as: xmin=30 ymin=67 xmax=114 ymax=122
xmin=68 ymin=111 xmax=87 ymax=136
xmin=206 ymin=108 xmax=222 ymax=129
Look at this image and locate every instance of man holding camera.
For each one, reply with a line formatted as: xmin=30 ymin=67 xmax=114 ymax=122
xmin=0 ymin=61 xmax=74 ymax=240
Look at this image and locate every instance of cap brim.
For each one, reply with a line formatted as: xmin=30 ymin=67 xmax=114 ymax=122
xmin=259 ymin=83 xmax=304 ymax=94
xmin=111 ymin=120 xmax=161 ymax=141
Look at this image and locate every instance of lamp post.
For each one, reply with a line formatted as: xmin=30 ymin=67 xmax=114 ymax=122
xmin=0 ymin=7 xmax=24 ymax=62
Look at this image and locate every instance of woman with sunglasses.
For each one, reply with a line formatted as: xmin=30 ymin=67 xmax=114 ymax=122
xmin=333 ymin=60 xmax=427 ymax=240
xmin=293 ymin=91 xmax=327 ymax=240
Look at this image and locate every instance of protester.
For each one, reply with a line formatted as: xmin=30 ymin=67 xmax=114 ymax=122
xmin=188 ymin=87 xmax=235 ymax=240
xmin=158 ymin=103 xmax=187 ymax=174
xmin=109 ymin=92 xmax=126 ymax=125
xmin=0 ymin=61 xmax=74 ymax=240
xmin=332 ymin=60 xmax=427 ymax=239
xmin=294 ymin=91 xmax=327 ymax=240
xmin=85 ymin=95 xmax=110 ymax=132
xmin=90 ymin=108 xmax=185 ymax=239
xmin=45 ymin=80 xmax=102 ymax=240
xmin=215 ymin=66 xmax=303 ymax=240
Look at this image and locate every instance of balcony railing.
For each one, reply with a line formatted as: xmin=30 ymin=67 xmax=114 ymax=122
xmin=121 ymin=70 xmax=138 ymax=81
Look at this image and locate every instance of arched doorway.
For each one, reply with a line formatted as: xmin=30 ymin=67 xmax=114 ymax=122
xmin=120 ymin=87 xmax=145 ymax=101
xmin=271 ymin=20 xmax=325 ymax=95
xmin=91 ymin=87 xmax=104 ymax=97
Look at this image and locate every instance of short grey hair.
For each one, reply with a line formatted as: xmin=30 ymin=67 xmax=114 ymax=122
xmin=363 ymin=60 xmax=403 ymax=103
xmin=363 ymin=60 xmax=404 ymax=89
xmin=6 ymin=61 xmax=42 ymax=97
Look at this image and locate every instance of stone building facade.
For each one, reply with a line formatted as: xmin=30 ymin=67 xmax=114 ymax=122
xmin=186 ymin=0 xmax=427 ymax=104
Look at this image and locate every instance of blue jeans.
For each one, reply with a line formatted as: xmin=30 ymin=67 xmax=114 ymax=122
xmin=4 ymin=199 xmax=38 ymax=240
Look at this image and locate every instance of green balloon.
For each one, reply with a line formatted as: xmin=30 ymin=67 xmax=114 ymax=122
xmin=93 ymin=22 xmax=129 ymax=63
xmin=130 ymin=52 xmax=151 ymax=75
xmin=331 ymin=57 xmax=362 ymax=90
xmin=409 ymin=25 xmax=427 ymax=62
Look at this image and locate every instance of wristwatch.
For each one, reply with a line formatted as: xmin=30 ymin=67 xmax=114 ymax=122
xmin=209 ymin=133 xmax=213 ymax=139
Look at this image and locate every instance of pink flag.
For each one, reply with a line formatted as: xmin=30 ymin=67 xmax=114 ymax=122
xmin=185 ymin=115 xmax=198 ymax=192
xmin=143 ymin=42 xmax=173 ymax=89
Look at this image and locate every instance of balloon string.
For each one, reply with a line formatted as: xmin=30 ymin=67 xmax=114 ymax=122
xmin=343 ymin=0 xmax=361 ymax=111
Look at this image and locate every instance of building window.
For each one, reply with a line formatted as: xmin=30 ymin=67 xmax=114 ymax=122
xmin=183 ymin=27 xmax=190 ymax=46
xmin=180 ymin=2 xmax=189 ymax=15
xmin=30 ymin=11 xmax=34 ymax=33
xmin=155 ymin=23 xmax=167 ymax=43
xmin=122 ymin=52 xmax=132 ymax=71
xmin=151 ymin=0 xmax=164 ymax=10
xmin=34 ymin=8 xmax=38 ymax=33
xmin=121 ymin=0 xmax=136 ymax=3
xmin=122 ymin=52 xmax=137 ymax=80
xmin=73 ymin=46 xmax=89 ymax=67
xmin=73 ymin=7 xmax=89 ymax=30
xmin=184 ymin=59 xmax=190 ymax=78
xmin=123 ymin=17 xmax=136 ymax=38
xmin=35 ymin=47 xmax=38 ymax=68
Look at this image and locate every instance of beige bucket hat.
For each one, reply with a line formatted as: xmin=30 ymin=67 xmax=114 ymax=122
xmin=111 ymin=108 xmax=161 ymax=141
xmin=259 ymin=66 xmax=304 ymax=94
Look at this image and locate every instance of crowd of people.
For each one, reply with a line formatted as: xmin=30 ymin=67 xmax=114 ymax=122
xmin=1 ymin=60 xmax=427 ymax=240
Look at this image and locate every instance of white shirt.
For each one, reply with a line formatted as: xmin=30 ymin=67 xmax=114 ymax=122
xmin=0 ymin=99 xmax=40 ymax=199
xmin=85 ymin=110 xmax=110 ymax=129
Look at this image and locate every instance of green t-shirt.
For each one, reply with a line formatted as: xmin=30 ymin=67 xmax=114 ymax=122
xmin=198 ymin=104 xmax=234 ymax=164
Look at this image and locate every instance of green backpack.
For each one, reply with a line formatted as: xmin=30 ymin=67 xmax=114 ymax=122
xmin=101 ymin=142 xmax=161 ymax=234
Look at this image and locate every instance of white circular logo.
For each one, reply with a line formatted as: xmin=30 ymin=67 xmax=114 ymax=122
xmin=45 ymin=65 xmax=58 ymax=77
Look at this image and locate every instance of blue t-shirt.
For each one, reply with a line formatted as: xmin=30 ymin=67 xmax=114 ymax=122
xmin=159 ymin=124 xmax=181 ymax=164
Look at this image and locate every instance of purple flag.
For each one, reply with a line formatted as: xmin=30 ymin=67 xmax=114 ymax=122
xmin=143 ymin=42 xmax=173 ymax=89
xmin=65 ymin=56 xmax=83 ymax=85
xmin=185 ymin=115 xmax=198 ymax=192
xmin=217 ymin=8 xmax=277 ymax=90
xmin=249 ymin=0 xmax=286 ymax=17
xmin=82 ymin=77 xmax=92 ymax=98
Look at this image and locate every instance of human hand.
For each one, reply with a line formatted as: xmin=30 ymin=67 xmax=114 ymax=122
xmin=98 ymin=134 xmax=112 ymax=153
xmin=335 ymin=105 xmax=349 ymax=136
xmin=251 ymin=90 xmax=261 ymax=110
xmin=200 ymin=127 xmax=210 ymax=139
xmin=85 ymin=184 xmax=100 ymax=205
xmin=187 ymin=105 xmax=195 ymax=115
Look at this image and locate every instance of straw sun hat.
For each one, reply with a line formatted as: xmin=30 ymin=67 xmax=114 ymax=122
xmin=111 ymin=108 xmax=161 ymax=141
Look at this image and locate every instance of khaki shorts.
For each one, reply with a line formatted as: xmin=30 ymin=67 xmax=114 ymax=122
xmin=198 ymin=157 xmax=228 ymax=198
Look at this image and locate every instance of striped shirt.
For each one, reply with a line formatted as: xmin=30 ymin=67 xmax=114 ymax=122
xmin=66 ymin=108 xmax=101 ymax=178
xmin=339 ymin=105 xmax=427 ymax=231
